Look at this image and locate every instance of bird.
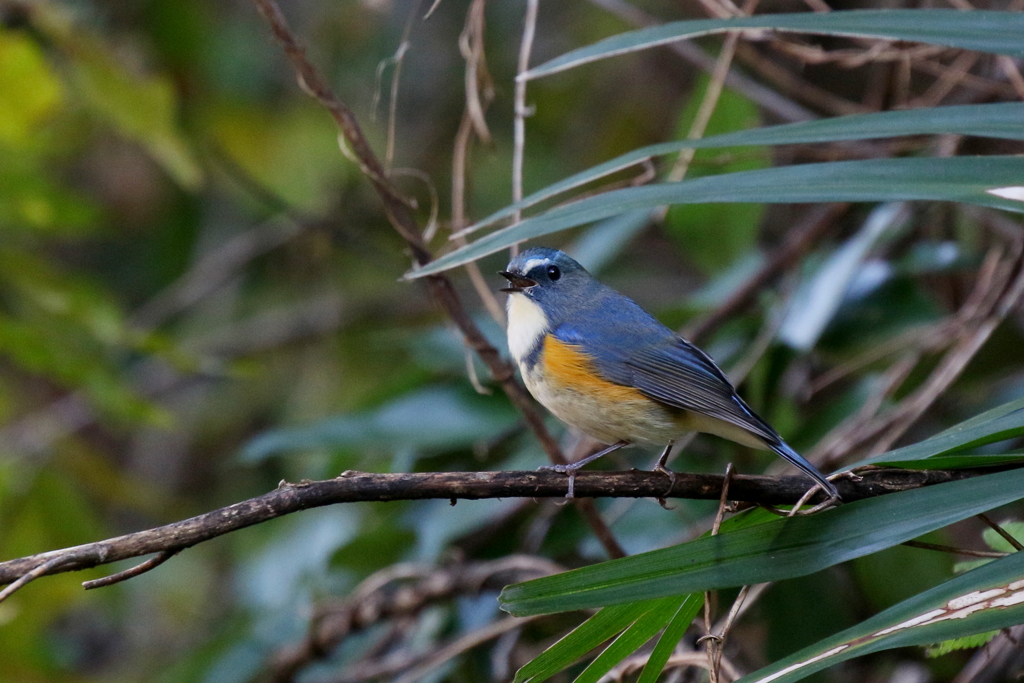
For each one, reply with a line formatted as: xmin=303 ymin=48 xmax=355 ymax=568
xmin=499 ymin=247 xmax=838 ymax=500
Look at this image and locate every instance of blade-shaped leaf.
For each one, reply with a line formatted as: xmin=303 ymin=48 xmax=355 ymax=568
xmin=513 ymin=600 xmax=660 ymax=683
xmin=408 ymin=156 xmax=1024 ymax=278
xmin=466 ymin=103 xmax=1024 ymax=234
xmin=735 ymin=550 xmax=1024 ymax=683
xmin=499 ymin=467 xmax=1024 ymax=616
xmin=637 ymin=594 xmax=704 ymax=683
xmin=847 ymin=396 xmax=1024 ymax=470
xmin=877 ymin=453 xmax=1024 ymax=470
xmin=525 ymin=10 xmax=1024 ymax=80
xmin=573 ymin=596 xmax=684 ymax=683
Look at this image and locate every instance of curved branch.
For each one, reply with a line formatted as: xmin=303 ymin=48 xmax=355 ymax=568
xmin=0 ymin=467 xmax=990 ymax=592
xmin=249 ymin=0 xmax=629 ymax=559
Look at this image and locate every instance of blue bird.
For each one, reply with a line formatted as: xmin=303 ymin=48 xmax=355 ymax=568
xmin=500 ymin=247 xmax=838 ymax=499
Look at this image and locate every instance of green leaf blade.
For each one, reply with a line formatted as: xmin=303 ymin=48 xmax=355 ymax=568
xmin=409 ymin=156 xmax=1024 ymax=278
xmin=513 ymin=601 xmax=657 ymax=683
xmin=525 ymin=10 xmax=1024 ymax=80
xmin=637 ymin=594 xmax=704 ymax=683
xmin=736 ymin=550 xmax=1024 ymax=683
xmin=467 ymin=103 xmax=1024 ymax=234
xmin=849 ymin=397 xmax=1024 ymax=469
xmin=573 ymin=596 xmax=683 ymax=683
xmin=500 ymin=467 xmax=1024 ymax=616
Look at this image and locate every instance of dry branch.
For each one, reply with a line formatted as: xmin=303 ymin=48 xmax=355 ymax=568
xmin=250 ymin=0 xmax=634 ymax=558
xmin=270 ymin=556 xmax=561 ymax=682
xmin=0 ymin=466 xmax=1000 ymax=593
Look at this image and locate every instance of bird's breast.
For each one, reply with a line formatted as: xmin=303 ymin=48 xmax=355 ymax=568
xmin=506 ymin=292 xmax=549 ymax=367
xmin=523 ymin=334 xmax=678 ymax=445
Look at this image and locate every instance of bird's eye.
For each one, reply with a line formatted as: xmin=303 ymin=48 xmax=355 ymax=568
xmin=547 ymin=265 xmax=561 ymax=281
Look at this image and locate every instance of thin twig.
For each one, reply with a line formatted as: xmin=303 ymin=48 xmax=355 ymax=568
xmin=250 ymin=0 xmax=571 ymax=473
xmin=391 ymin=616 xmax=537 ymax=683
xmin=703 ymin=463 xmax=735 ymax=683
xmin=902 ymin=540 xmax=1008 ymax=559
xmin=712 ymin=464 xmax=734 ymax=536
xmin=598 ymin=651 xmax=742 ymax=682
xmin=511 ymin=0 xmax=539 ymax=235
xmin=977 ymin=514 xmax=1024 ymax=552
xmin=661 ymin=0 xmax=756 ymax=192
xmin=270 ymin=556 xmax=561 ymax=682
xmin=82 ymin=549 xmax=180 ymax=590
xmin=734 ymin=43 xmax=873 ymax=116
xmin=587 ymin=0 xmax=815 ymax=122
xmin=451 ymin=1 xmax=506 ymax=328
xmin=0 ymin=554 xmax=80 ymax=603
xmin=712 ymin=583 xmax=750 ymax=678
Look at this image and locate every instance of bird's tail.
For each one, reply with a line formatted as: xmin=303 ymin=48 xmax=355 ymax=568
xmin=768 ymin=440 xmax=839 ymax=500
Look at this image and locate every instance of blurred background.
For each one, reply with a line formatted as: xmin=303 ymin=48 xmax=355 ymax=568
xmin=1 ymin=0 xmax=1023 ymax=681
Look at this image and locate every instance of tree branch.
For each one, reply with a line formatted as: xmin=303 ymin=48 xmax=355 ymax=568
xmin=250 ymin=0 xmax=633 ymax=559
xmin=0 ymin=467 xmax=998 ymax=592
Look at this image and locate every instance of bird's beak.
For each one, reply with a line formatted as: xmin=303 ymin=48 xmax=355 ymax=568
xmin=499 ymin=270 xmax=537 ymax=293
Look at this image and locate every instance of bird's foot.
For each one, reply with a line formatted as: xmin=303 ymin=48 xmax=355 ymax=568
xmin=653 ymin=463 xmax=678 ymax=503
xmin=651 ymin=441 xmax=678 ymax=501
xmin=539 ymin=462 xmax=584 ymax=499
xmin=539 ymin=441 xmax=630 ymax=500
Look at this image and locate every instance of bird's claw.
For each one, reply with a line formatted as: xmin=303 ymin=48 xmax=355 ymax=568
xmin=654 ymin=463 xmax=677 ymax=486
xmin=539 ymin=463 xmax=580 ymax=499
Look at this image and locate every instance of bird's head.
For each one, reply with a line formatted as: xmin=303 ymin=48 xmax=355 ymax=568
xmin=499 ymin=248 xmax=592 ymax=306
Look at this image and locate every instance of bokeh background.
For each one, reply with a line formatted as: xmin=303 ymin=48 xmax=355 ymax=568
xmin=1 ymin=0 xmax=1023 ymax=681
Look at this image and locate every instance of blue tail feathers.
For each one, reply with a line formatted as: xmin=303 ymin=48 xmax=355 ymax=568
xmin=769 ymin=440 xmax=839 ymax=499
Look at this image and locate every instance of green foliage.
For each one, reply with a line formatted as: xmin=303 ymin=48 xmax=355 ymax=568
xmin=409 ymin=156 xmax=1024 ymax=277
xmin=2 ymin=2 xmax=1024 ymax=683
xmin=0 ymin=30 xmax=63 ymax=146
xmin=501 ymin=453 xmax=1024 ymax=616
xmin=925 ymin=631 xmax=998 ymax=658
xmin=524 ymin=10 xmax=1024 ymax=78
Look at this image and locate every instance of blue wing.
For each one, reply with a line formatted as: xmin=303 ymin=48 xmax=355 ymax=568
xmin=551 ymin=296 xmax=774 ymax=441
xmin=552 ymin=292 xmax=837 ymax=496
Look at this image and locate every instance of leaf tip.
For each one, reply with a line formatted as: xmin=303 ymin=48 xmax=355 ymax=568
xmin=986 ymin=186 xmax=1024 ymax=202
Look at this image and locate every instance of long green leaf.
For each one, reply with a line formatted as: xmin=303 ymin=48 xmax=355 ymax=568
xmin=573 ymin=596 xmax=683 ymax=683
xmin=513 ymin=601 xmax=656 ymax=683
xmin=878 ymin=453 xmax=1024 ymax=470
xmin=499 ymin=467 xmax=1024 ymax=616
xmin=515 ymin=516 xmax=762 ymax=682
xmin=847 ymin=396 xmax=1024 ymax=470
xmin=466 ymin=104 xmax=1024 ymax=234
xmin=637 ymin=594 xmax=704 ymax=683
xmin=525 ymin=10 xmax=1024 ymax=80
xmin=408 ymin=156 xmax=1024 ymax=278
xmin=736 ymin=550 xmax=1024 ymax=683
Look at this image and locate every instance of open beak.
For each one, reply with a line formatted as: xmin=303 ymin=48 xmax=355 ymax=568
xmin=499 ymin=270 xmax=537 ymax=293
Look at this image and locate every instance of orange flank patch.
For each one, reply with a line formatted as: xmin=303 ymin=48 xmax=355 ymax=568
xmin=541 ymin=336 xmax=645 ymax=403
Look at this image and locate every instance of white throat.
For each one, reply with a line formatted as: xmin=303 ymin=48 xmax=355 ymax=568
xmin=506 ymin=292 xmax=549 ymax=364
